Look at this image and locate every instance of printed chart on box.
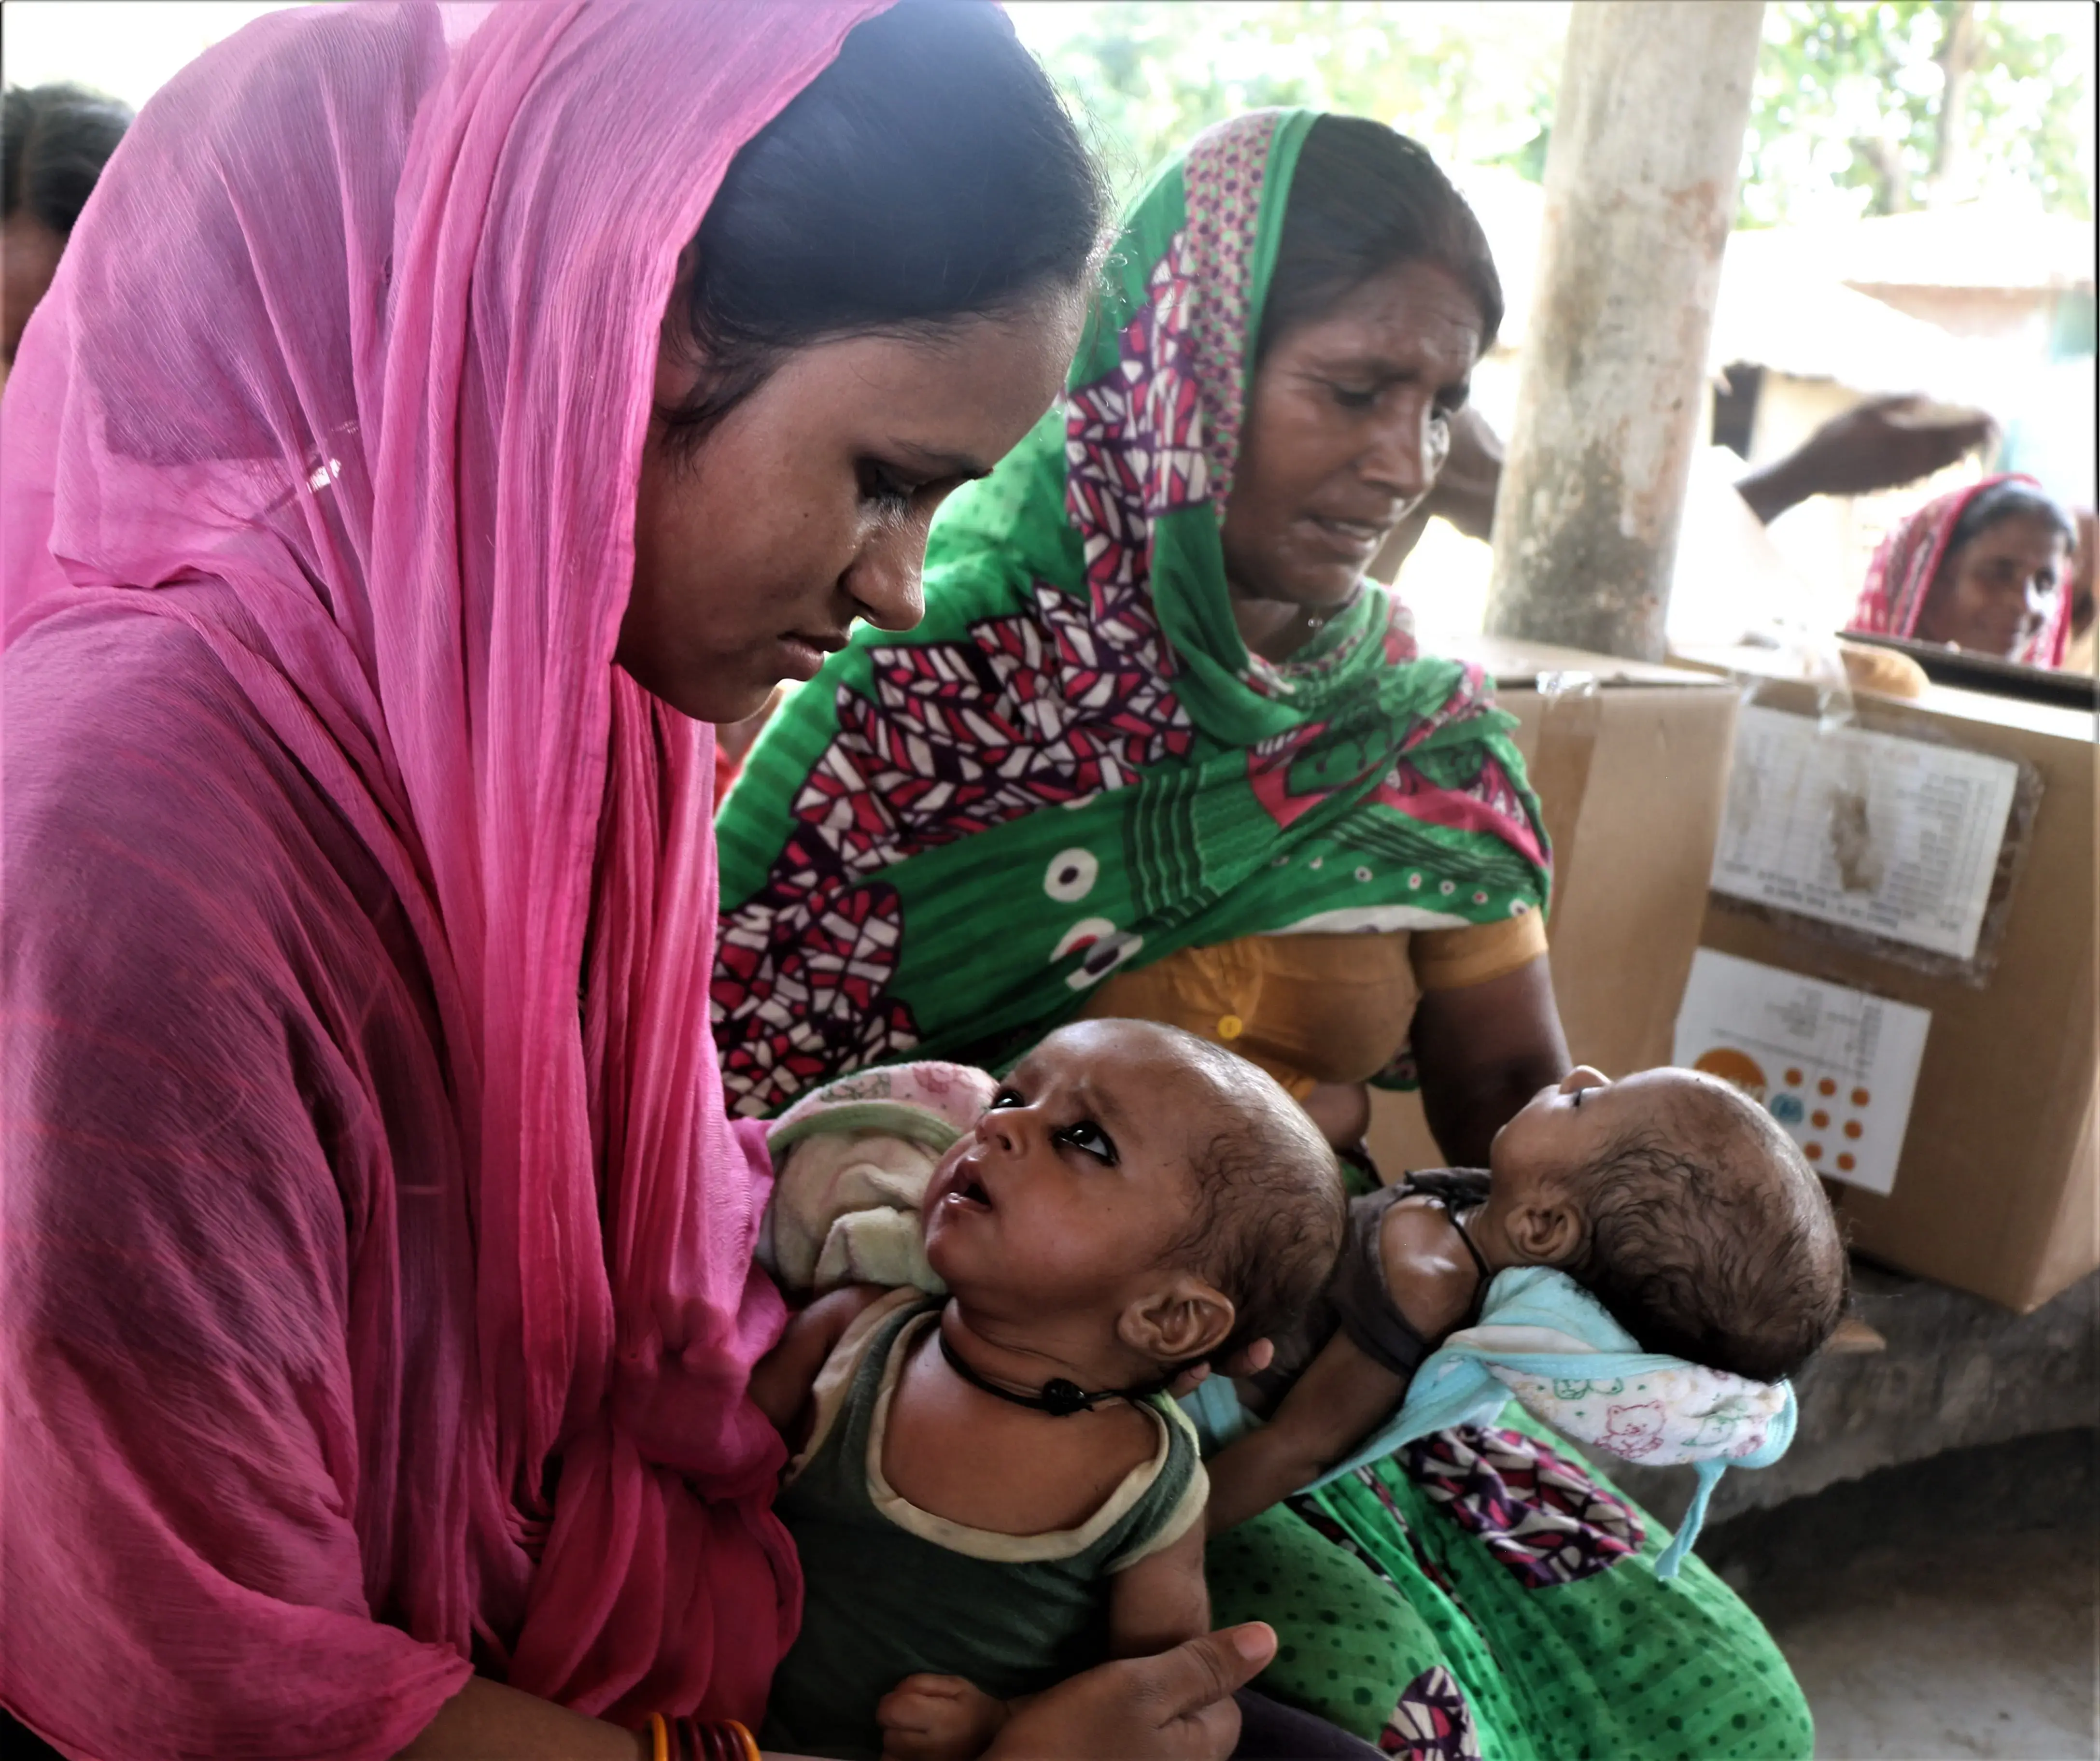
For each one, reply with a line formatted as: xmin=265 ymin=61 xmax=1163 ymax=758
xmin=1710 ymin=707 xmax=2020 ymax=963
xmin=1673 ymin=949 xmax=1931 ymax=1196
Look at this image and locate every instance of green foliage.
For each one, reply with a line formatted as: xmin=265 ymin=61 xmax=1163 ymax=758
xmin=1743 ymin=1 xmax=2091 ymax=225
xmin=1017 ymin=2 xmax=1561 ymax=206
xmin=1017 ymin=1 xmax=2090 ymax=225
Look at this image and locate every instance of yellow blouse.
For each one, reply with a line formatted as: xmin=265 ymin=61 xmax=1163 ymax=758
xmin=1080 ymin=913 xmax=1548 ymax=1097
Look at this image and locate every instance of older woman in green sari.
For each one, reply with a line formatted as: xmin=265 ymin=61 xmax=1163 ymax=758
xmin=713 ymin=111 xmax=1813 ymax=1760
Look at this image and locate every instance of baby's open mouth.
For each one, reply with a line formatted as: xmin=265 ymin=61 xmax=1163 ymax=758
xmin=945 ymin=1172 xmax=993 ymax=1211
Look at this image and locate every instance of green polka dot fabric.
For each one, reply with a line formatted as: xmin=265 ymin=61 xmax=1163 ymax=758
xmin=1209 ymin=1407 xmax=1812 ymax=1760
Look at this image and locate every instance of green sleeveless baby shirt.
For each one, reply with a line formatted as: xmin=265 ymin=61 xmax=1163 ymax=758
xmin=762 ymin=1291 xmax=1207 ymax=1760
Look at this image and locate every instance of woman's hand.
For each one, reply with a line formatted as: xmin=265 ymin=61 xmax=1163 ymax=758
xmin=982 ymin=1624 xmax=1276 ymax=1761
xmin=1165 ymin=1335 xmax=1274 ymax=1399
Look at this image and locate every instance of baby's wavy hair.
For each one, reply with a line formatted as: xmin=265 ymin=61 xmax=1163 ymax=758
xmin=1145 ymin=1030 xmax=1349 ymax=1369
xmin=1565 ymin=1085 xmax=1847 ymax=1383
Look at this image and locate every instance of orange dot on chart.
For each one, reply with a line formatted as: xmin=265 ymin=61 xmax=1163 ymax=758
xmin=1804 ymin=1142 xmax=1824 ymax=1160
xmin=1836 ymin=1153 xmax=1856 ymax=1172
xmin=1785 ymin=1068 xmax=1804 ymax=1087
xmin=1844 ymin=1120 xmax=1862 ymax=1139
xmin=1811 ymin=1110 xmax=1830 ymax=1129
xmin=1818 ymin=1077 xmax=1837 ymax=1097
xmin=1852 ymin=1087 xmax=1871 ymax=1106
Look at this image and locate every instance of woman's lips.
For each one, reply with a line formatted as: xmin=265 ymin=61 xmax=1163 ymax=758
xmin=775 ymin=633 xmax=845 ymax=681
xmin=1303 ymin=514 xmax=1387 ymax=560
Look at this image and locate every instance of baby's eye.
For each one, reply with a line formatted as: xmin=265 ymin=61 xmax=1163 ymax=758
xmin=1053 ymin=1119 xmax=1119 ymax=1166
xmin=1570 ymin=1088 xmax=1585 ymax=1108
xmin=989 ymin=1086 xmax=1025 ymax=1110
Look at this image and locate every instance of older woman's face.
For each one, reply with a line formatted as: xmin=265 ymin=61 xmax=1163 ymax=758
xmin=1223 ymin=259 xmax=1483 ymax=625
xmin=620 ymin=284 xmax=1084 ymax=724
xmin=1917 ymin=512 xmax=2069 ymax=659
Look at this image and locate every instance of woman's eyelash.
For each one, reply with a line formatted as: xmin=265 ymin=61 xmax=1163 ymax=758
xmin=858 ymin=460 xmax=918 ymax=510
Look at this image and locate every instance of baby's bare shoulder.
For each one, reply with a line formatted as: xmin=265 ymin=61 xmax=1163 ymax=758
xmin=1376 ymin=1198 xmax=1481 ymax=1343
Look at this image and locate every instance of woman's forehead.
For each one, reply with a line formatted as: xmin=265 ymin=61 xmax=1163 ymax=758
xmin=1275 ymin=260 xmax=1484 ymax=376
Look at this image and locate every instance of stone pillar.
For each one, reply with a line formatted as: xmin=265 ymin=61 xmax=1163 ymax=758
xmin=1485 ymin=1 xmax=1765 ymax=661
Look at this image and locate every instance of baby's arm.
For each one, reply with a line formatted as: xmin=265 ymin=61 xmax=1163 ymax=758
xmin=1204 ymin=1334 xmax=1405 ymax=1533
xmin=876 ymin=1508 xmax=1211 ymax=1760
xmin=1209 ymin=1193 xmax=1483 ymax=1532
xmin=746 ymin=1283 xmax=887 ymax=1441
xmin=1108 ymin=1518 xmax=1210 ymax=1658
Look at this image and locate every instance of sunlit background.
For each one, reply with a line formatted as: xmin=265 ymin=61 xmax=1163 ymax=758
xmin=8 ymin=1 xmax=2092 ymax=642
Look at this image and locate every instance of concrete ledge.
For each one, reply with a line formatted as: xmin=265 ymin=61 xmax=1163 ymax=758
xmin=1597 ymin=1261 xmax=2100 ymax=1528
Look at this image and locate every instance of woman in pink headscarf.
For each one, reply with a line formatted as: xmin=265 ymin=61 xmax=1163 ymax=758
xmin=0 ymin=4 xmax=1280 ymax=1757
xmin=1845 ymin=474 xmax=2078 ymax=667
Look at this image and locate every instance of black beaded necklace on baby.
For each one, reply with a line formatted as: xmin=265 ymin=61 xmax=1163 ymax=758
xmin=936 ymin=1327 xmax=1157 ymax=1418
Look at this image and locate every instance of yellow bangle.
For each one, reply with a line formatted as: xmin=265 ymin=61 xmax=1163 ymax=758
xmin=726 ymin=1719 xmax=761 ymax=1761
xmin=648 ymin=1712 xmax=671 ymax=1761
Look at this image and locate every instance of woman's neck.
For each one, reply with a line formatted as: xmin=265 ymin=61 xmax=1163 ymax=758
xmin=1227 ymin=575 xmax=1356 ymax=663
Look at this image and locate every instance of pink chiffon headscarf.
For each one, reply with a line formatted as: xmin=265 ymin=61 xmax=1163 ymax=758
xmin=2 ymin=1 xmax=887 ymax=1752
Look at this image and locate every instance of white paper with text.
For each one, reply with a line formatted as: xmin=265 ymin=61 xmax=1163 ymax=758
xmin=1711 ymin=706 xmax=2018 ymax=961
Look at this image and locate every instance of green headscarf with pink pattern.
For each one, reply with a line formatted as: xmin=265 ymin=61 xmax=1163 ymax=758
xmin=712 ymin=110 xmax=1549 ymax=1116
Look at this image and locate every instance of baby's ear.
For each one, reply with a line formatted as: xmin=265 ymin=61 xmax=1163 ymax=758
xmin=1508 ymin=1195 xmax=1583 ymax=1267
xmin=1119 ymin=1275 xmax=1236 ymax=1366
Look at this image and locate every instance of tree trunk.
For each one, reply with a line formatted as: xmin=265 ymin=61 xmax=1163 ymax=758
xmin=1929 ymin=0 xmax=1979 ymax=208
xmin=1483 ymin=1 xmax=1765 ymax=661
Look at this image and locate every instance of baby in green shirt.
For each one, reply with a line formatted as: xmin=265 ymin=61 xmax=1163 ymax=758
xmin=747 ymin=1018 xmax=1347 ymax=1761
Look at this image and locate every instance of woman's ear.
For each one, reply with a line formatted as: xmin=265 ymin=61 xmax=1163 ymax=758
xmin=1118 ymin=1275 xmax=1236 ymax=1367
xmin=1505 ymin=1197 xmax=1583 ymax=1267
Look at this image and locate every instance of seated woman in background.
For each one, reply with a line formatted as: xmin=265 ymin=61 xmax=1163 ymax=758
xmin=1846 ymin=474 xmax=2078 ymax=667
xmin=715 ymin=108 xmax=1815 ymax=1760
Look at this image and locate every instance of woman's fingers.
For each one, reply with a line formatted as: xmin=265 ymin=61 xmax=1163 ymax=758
xmin=1144 ymin=1623 xmax=1278 ymax=1726
xmin=985 ymin=1623 xmax=1276 ymax=1760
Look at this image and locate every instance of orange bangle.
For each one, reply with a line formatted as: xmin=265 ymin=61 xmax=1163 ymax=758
xmin=648 ymin=1712 xmax=671 ymax=1761
xmin=726 ymin=1720 xmax=761 ymax=1761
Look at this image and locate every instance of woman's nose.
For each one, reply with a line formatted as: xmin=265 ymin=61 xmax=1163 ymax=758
xmin=1359 ymin=399 xmax=1440 ymax=502
xmin=845 ymin=518 xmax=928 ymax=634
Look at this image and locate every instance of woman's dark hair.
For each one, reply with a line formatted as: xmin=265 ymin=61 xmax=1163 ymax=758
xmin=2 ymin=82 xmax=133 ymax=237
xmin=1258 ymin=115 xmax=1502 ymax=363
xmin=662 ymin=0 xmax=1106 ymax=450
xmin=1945 ymin=479 xmax=2076 ymax=557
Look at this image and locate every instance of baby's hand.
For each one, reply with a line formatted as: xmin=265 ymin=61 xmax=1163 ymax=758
xmin=877 ymin=1673 xmax=1010 ymax=1761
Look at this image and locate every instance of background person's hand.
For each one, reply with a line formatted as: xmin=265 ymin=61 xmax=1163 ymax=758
xmin=982 ymin=1623 xmax=1277 ymax=1761
xmin=1734 ymin=394 xmax=1998 ymax=524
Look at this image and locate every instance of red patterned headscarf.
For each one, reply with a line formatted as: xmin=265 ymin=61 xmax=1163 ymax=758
xmin=1846 ymin=473 xmax=2072 ymax=669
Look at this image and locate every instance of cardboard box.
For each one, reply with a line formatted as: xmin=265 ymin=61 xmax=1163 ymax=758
xmin=1679 ymin=659 xmax=2098 ymax=1313
xmin=1368 ymin=637 xmax=1741 ymax=1175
